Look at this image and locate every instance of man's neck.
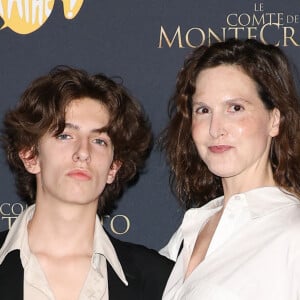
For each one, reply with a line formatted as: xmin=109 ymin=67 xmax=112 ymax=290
xmin=27 ymin=201 xmax=98 ymax=257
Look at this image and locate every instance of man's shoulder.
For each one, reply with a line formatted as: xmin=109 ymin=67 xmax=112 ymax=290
xmin=108 ymin=234 xmax=174 ymax=281
xmin=0 ymin=230 xmax=21 ymax=270
xmin=107 ymin=234 xmax=174 ymax=300
xmin=0 ymin=229 xmax=23 ymax=299
xmin=0 ymin=230 xmax=9 ymax=247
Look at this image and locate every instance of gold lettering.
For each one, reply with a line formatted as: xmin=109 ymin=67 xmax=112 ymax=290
xmin=110 ymin=215 xmax=130 ymax=235
xmin=254 ymin=2 xmax=264 ymax=12
xmin=264 ymin=13 xmax=277 ymax=24
xmin=247 ymin=27 xmax=257 ymax=39
xmin=260 ymin=23 xmax=280 ymax=46
xmin=0 ymin=202 xmax=27 ymax=218
xmin=11 ymin=203 xmax=25 ymax=215
xmin=227 ymin=27 xmax=245 ymax=39
xmin=286 ymin=14 xmax=299 ymax=24
xmin=283 ymin=27 xmax=300 ymax=46
xmin=185 ymin=27 xmax=205 ymax=48
xmin=207 ymin=27 xmax=226 ymax=45
xmin=0 ymin=203 xmax=11 ymax=216
xmin=227 ymin=13 xmax=286 ymax=28
xmin=277 ymin=13 xmax=284 ymax=26
xmin=226 ymin=13 xmax=238 ymax=27
xmin=158 ymin=25 xmax=184 ymax=48
xmin=238 ymin=13 xmax=251 ymax=27
xmin=158 ymin=11 xmax=300 ymax=49
xmin=252 ymin=14 xmax=265 ymax=26
xmin=1 ymin=216 xmax=17 ymax=229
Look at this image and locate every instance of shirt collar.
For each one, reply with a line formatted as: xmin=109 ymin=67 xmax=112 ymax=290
xmin=0 ymin=204 xmax=34 ymax=265
xmin=0 ymin=205 xmax=128 ymax=286
xmin=181 ymin=186 xmax=299 ymax=242
xmin=238 ymin=186 xmax=299 ymax=218
xmin=186 ymin=186 xmax=299 ymax=219
xmin=93 ymin=216 xmax=128 ymax=285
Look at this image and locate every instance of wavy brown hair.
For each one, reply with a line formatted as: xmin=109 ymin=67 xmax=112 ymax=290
xmin=160 ymin=38 xmax=300 ymax=209
xmin=2 ymin=66 xmax=152 ymax=215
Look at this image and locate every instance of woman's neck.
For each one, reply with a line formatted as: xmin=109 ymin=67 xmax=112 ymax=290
xmin=221 ymin=163 xmax=276 ymax=206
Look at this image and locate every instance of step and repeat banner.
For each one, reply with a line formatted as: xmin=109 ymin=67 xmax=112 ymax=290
xmin=0 ymin=0 xmax=299 ymax=250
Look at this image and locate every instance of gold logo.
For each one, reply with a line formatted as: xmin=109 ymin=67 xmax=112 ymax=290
xmin=1 ymin=203 xmax=132 ymax=235
xmin=103 ymin=214 xmax=131 ymax=235
xmin=0 ymin=0 xmax=84 ymax=34
xmin=0 ymin=202 xmax=27 ymax=228
xmin=158 ymin=2 xmax=299 ymax=48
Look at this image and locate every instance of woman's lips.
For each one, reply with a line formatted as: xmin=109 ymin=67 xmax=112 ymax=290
xmin=208 ymin=145 xmax=233 ymax=153
xmin=67 ymin=169 xmax=92 ymax=180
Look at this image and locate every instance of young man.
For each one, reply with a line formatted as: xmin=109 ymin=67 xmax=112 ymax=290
xmin=0 ymin=66 xmax=173 ymax=300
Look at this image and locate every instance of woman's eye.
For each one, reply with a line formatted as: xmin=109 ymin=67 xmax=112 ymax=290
xmin=228 ymin=104 xmax=244 ymax=112
xmin=195 ymin=106 xmax=210 ymax=114
xmin=57 ymin=133 xmax=72 ymax=140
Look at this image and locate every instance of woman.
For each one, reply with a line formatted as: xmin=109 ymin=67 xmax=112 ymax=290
xmin=160 ymin=39 xmax=300 ymax=299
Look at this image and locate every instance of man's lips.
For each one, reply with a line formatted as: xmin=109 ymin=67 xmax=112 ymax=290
xmin=208 ymin=145 xmax=233 ymax=153
xmin=67 ymin=169 xmax=92 ymax=180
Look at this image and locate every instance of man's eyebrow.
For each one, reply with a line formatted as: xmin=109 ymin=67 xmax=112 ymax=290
xmin=64 ymin=123 xmax=109 ymax=133
xmin=91 ymin=127 xmax=109 ymax=134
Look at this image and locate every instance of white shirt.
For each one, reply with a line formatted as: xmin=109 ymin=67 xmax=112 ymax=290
xmin=0 ymin=205 xmax=128 ymax=300
xmin=160 ymin=187 xmax=300 ymax=300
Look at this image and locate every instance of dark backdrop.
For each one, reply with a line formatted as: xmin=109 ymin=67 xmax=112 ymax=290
xmin=0 ymin=0 xmax=299 ymax=250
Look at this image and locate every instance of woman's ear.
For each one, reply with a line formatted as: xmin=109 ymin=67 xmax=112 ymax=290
xmin=269 ymin=108 xmax=280 ymax=137
xmin=106 ymin=160 xmax=122 ymax=184
xmin=19 ymin=148 xmax=40 ymax=174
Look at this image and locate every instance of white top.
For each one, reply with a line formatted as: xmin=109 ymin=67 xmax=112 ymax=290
xmin=160 ymin=187 xmax=300 ymax=300
xmin=0 ymin=205 xmax=128 ymax=300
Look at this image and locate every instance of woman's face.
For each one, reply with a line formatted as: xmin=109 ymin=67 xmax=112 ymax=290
xmin=191 ymin=65 xmax=280 ymax=182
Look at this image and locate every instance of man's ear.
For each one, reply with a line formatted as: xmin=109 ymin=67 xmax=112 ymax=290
xmin=269 ymin=108 xmax=280 ymax=137
xmin=19 ymin=148 xmax=40 ymax=174
xmin=106 ymin=160 xmax=122 ymax=184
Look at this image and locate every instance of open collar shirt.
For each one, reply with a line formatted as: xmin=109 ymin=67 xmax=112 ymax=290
xmin=160 ymin=187 xmax=300 ymax=300
xmin=0 ymin=205 xmax=128 ymax=300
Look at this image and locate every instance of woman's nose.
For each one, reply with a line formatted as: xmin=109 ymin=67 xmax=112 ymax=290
xmin=209 ymin=114 xmax=227 ymax=138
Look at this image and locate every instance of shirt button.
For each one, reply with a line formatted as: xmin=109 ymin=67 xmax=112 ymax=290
xmin=235 ymin=195 xmax=241 ymax=200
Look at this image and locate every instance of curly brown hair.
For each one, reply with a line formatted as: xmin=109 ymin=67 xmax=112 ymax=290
xmin=160 ymin=38 xmax=300 ymax=209
xmin=2 ymin=66 xmax=152 ymax=215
